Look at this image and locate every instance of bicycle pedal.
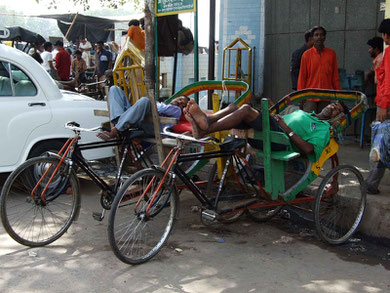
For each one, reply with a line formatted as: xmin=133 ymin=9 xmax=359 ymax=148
xmin=92 ymin=212 xmax=104 ymax=222
xmin=201 ymin=209 xmax=219 ymax=222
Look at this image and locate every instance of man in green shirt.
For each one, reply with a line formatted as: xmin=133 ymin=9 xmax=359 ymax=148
xmin=184 ymin=99 xmax=348 ymax=162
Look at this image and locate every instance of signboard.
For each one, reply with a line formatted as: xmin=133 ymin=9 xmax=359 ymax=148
xmin=155 ymin=0 xmax=196 ymax=16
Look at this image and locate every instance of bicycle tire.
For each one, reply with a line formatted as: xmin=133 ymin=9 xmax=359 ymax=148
xmin=1 ymin=156 xmax=80 ymax=247
xmin=314 ymin=164 xmax=366 ymax=245
xmin=108 ymin=168 xmax=178 ymax=265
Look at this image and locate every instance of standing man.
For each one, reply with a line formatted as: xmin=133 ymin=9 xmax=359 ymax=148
xmin=41 ymin=41 xmax=59 ymax=80
xmin=367 ymin=36 xmax=384 ymax=84
xmin=290 ymin=30 xmax=313 ymax=91
xmin=79 ymin=36 xmax=92 ymax=67
xmin=54 ymin=40 xmax=71 ymax=81
xmin=71 ymin=50 xmax=87 ymax=83
xmin=365 ymin=20 xmax=390 ymax=194
xmin=126 ymin=19 xmax=145 ymax=50
xmin=95 ymin=41 xmax=112 ymax=79
xmin=298 ymin=26 xmax=341 ymax=113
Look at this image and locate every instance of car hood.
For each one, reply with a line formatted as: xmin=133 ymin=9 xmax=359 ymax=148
xmin=60 ymin=90 xmax=108 ymax=109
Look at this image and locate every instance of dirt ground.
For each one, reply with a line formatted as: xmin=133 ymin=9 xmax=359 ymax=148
xmin=0 ymin=177 xmax=389 ymax=293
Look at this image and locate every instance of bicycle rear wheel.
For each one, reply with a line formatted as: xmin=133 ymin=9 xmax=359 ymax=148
xmin=314 ymin=165 xmax=366 ymax=244
xmin=1 ymin=156 xmax=80 ymax=246
xmin=108 ymin=168 xmax=178 ymax=265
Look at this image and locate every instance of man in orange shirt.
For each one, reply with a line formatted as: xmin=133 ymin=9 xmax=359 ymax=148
xmin=298 ymin=26 xmax=341 ymax=113
xmin=126 ymin=19 xmax=145 ymax=50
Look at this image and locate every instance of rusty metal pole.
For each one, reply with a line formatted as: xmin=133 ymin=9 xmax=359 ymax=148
xmin=64 ymin=12 xmax=79 ymax=41
xmin=144 ymin=0 xmax=164 ymax=163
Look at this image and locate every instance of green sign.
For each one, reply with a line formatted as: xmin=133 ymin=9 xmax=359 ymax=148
xmin=155 ymin=0 xmax=196 ymax=16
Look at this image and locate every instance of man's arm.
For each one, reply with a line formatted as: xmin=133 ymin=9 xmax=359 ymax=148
xmin=297 ymin=53 xmax=308 ymax=90
xmin=378 ymin=51 xmax=390 ymax=121
xmin=157 ymin=103 xmax=182 ymax=120
xmin=272 ymin=114 xmax=314 ymax=155
xmin=332 ymin=51 xmax=341 ymax=90
xmin=48 ymin=60 xmax=59 ymax=79
xmin=71 ymin=60 xmax=76 ymax=73
xmin=81 ymin=59 xmax=87 ymax=72
xmin=55 ymin=53 xmax=61 ymax=70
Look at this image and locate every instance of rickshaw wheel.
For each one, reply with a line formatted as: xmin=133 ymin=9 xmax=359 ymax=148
xmin=314 ymin=164 xmax=366 ymax=245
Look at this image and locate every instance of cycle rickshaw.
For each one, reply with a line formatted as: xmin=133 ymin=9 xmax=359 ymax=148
xmin=108 ymin=87 xmax=368 ymax=264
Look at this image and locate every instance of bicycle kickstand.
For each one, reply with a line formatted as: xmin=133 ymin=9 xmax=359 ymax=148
xmin=92 ymin=209 xmax=106 ymax=222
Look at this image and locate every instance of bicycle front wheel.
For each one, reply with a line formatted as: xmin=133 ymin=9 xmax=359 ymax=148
xmin=1 ymin=156 xmax=80 ymax=246
xmin=108 ymin=168 xmax=178 ymax=265
xmin=314 ymin=165 xmax=366 ymax=244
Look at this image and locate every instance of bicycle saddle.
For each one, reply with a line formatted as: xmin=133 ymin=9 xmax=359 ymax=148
xmin=219 ymin=137 xmax=246 ymax=151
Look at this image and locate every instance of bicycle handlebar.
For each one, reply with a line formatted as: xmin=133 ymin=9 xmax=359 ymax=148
xmin=65 ymin=121 xmax=102 ymax=133
xmin=162 ymin=127 xmax=219 ymax=144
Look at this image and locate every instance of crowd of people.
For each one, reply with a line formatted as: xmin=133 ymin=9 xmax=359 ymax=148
xmin=27 ymin=36 xmax=118 ymax=88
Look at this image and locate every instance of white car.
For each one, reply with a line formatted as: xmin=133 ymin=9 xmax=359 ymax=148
xmin=0 ymin=44 xmax=111 ymax=173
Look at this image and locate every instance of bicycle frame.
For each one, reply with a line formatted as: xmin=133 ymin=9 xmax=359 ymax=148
xmin=142 ymin=145 xmax=262 ymax=218
xmin=32 ymin=133 xmax=152 ymax=205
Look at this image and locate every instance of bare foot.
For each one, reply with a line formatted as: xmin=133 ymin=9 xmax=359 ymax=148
xmin=97 ymin=127 xmax=119 ymax=141
xmin=184 ymin=111 xmax=205 ymax=139
xmin=187 ymin=98 xmax=209 ymax=131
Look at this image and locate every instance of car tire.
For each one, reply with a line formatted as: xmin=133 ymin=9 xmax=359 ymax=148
xmin=28 ymin=140 xmax=66 ymax=159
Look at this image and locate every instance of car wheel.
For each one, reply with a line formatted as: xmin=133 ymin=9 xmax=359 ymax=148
xmin=28 ymin=140 xmax=65 ymax=159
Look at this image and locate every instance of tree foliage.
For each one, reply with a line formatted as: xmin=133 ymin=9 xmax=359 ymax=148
xmin=36 ymin=0 xmax=142 ymax=11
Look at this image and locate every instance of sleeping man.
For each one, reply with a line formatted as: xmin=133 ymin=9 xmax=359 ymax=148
xmin=98 ymin=86 xmax=189 ymax=140
xmin=184 ymin=99 xmax=348 ymax=162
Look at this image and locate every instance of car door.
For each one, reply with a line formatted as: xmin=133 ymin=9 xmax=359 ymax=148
xmin=0 ymin=60 xmax=51 ymax=167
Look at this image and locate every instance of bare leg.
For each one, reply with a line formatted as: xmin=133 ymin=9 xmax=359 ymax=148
xmin=205 ymin=104 xmax=260 ymax=134
xmin=188 ymin=103 xmax=260 ymax=138
xmin=207 ymin=103 xmax=239 ymax=124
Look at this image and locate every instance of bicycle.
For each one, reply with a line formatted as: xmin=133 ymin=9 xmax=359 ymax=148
xmin=0 ymin=121 xmax=154 ymax=247
xmin=108 ymin=129 xmax=286 ymax=264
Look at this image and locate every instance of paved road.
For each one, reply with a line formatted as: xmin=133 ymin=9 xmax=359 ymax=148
xmin=0 ymin=178 xmax=389 ymax=293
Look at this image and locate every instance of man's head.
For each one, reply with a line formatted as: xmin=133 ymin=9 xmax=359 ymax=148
xmin=178 ymin=19 xmax=183 ymax=30
xmin=96 ymin=41 xmax=104 ymax=52
xmin=378 ymin=19 xmax=390 ymax=45
xmin=54 ymin=40 xmax=64 ymax=50
xmin=44 ymin=41 xmax=53 ymax=52
xmin=318 ymin=101 xmax=348 ymax=123
xmin=128 ymin=19 xmax=140 ymax=27
xmin=74 ymin=50 xmax=82 ymax=59
xmin=367 ymin=36 xmax=383 ymax=58
xmin=304 ymin=30 xmax=314 ymax=47
xmin=311 ymin=26 xmax=326 ymax=49
xmin=170 ymin=95 xmax=189 ymax=110
xmin=79 ymin=36 xmax=86 ymax=44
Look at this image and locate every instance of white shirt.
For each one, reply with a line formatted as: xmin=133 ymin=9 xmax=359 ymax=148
xmin=80 ymin=41 xmax=92 ymax=53
xmin=41 ymin=51 xmax=53 ymax=71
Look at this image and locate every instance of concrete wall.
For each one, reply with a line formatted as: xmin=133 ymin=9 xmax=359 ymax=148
xmin=264 ymin=0 xmax=385 ymax=102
